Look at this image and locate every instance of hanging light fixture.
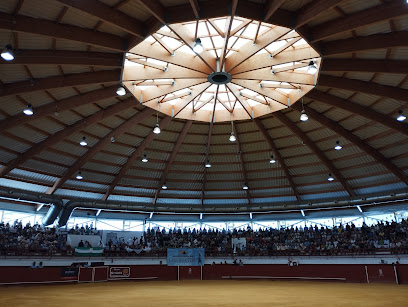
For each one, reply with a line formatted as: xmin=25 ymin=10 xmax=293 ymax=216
xmin=193 ymin=38 xmax=204 ymax=53
xmin=116 ymin=86 xmax=126 ymax=96
xmin=23 ymin=104 xmax=34 ymax=116
xmin=142 ymin=154 xmax=148 ymax=163
xmin=299 ymin=95 xmax=308 ymax=122
xmin=153 ymin=112 xmax=161 ymax=134
xmin=76 ymin=172 xmax=83 ymax=180
xmin=79 ymin=137 xmax=87 ymax=146
xmin=269 ymin=155 xmax=276 ymax=164
xmin=300 ymin=109 xmax=308 ymax=122
xmin=153 ymin=123 xmax=161 ymax=134
xmin=111 ymin=136 xmax=115 ymax=143
xmin=162 ymin=182 xmax=168 ymax=189
xmin=229 ymin=121 xmax=236 ymax=142
xmin=334 ymin=141 xmax=342 ymax=150
xmin=397 ymin=110 xmax=406 ymax=122
xmin=307 ymin=61 xmax=317 ymax=75
xmin=328 ymin=173 xmax=334 ymax=181
xmin=205 ymin=160 xmax=211 ymax=168
xmin=1 ymin=45 xmax=14 ymax=61
xmin=243 ymin=183 xmax=249 ymax=190
xmin=229 ymin=132 xmax=236 ymax=142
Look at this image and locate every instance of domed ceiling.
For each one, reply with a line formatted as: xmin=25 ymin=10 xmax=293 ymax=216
xmin=0 ymin=0 xmax=408 ymax=219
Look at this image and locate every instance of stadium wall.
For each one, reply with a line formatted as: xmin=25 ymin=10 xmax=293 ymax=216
xmin=0 ymin=264 xmax=407 ymax=285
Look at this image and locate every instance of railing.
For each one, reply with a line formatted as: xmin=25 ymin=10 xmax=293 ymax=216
xmin=1 ymin=247 xmax=408 ymax=258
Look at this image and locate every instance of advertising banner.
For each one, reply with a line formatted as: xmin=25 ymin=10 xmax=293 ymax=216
xmin=61 ymin=267 xmax=79 ymax=280
xmin=167 ymin=248 xmax=205 ymax=266
xmin=110 ymin=267 xmax=131 ymax=278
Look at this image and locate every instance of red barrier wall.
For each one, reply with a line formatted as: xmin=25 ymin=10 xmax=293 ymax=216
xmin=78 ymin=267 xmax=93 ymax=282
xmin=0 ymin=267 xmax=75 ymax=284
xmin=0 ymin=264 xmax=406 ymax=285
xmin=109 ymin=265 xmax=177 ymax=281
xmin=179 ymin=266 xmax=202 ymax=280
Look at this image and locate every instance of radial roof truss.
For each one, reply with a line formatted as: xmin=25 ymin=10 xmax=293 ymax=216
xmin=124 ymin=15 xmax=321 ymax=122
xmin=0 ymin=0 xmax=407 ymax=216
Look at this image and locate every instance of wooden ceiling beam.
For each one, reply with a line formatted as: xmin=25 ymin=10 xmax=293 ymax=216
xmin=46 ymin=107 xmax=156 ymax=195
xmin=240 ymin=69 xmax=312 ymax=87
xmin=311 ymin=1 xmax=408 ymax=42
xmin=254 ymin=118 xmax=301 ymax=201
xmin=201 ymin=121 xmax=214 ymax=206
xmin=230 ymin=47 xmax=319 ymax=74
xmin=173 ymin=83 xmax=211 ymax=117
xmin=0 ymin=50 xmax=122 ymax=67
xmin=128 ymin=0 xmax=292 ymax=49
xmin=123 ymin=65 xmax=207 ymax=81
xmin=227 ymin=83 xmax=253 ymax=119
xmin=264 ymin=0 xmax=288 ymax=21
xmin=220 ymin=0 xmax=238 ymax=69
xmin=103 ymin=115 xmax=173 ymax=200
xmin=0 ymin=70 xmax=120 ymax=98
xmin=0 ymin=12 xmax=126 ymax=51
xmin=322 ymin=31 xmax=408 ymax=56
xmin=135 ymin=0 xmax=166 ymax=24
xmin=225 ymin=26 xmax=291 ymax=72
xmin=0 ymin=97 xmax=140 ymax=178
xmin=318 ymin=74 xmax=408 ymax=102
xmin=189 ymin=0 xmax=200 ymax=19
xmin=129 ymin=40 xmax=212 ymax=74
xmin=167 ymin=24 xmax=217 ymax=72
xmin=307 ymin=89 xmax=408 ymax=137
xmin=291 ymin=104 xmax=408 ymax=186
xmin=295 ymin=0 xmax=344 ymax=28
xmin=0 ymin=86 xmax=118 ymax=132
xmin=55 ymin=0 xmax=143 ymax=37
xmin=126 ymin=78 xmax=207 ymax=106
xmin=321 ymin=59 xmax=408 ymax=74
xmin=274 ymin=111 xmax=355 ymax=197
xmin=153 ymin=120 xmax=193 ymax=204
xmin=231 ymin=79 xmax=288 ymax=107
xmin=232 ymin=122 xmax=251 ymax=207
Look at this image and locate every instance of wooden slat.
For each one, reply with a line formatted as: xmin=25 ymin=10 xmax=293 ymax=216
xmin=0 ymin=12 xmax=125 ymax=51
xmin=254 ymin=118 xmax=301 ymax=201
xmin=0 ymin=98 xmax=139 ymax=178
xmin=103 ymin=116 xmax=173 ymax=200
xmin=46 ymin=107 xmax=155 ymax=195
xmin=274 ymin=111 xmax=354 ymax=196
xmin=153 ymin=120 xmax=193 ymax=204
xmin=0 ymin=70 xmax=120 ymax=98
xmin=311 ymin=1 xmax=408 ymax=42
xmin=292 ymin=104 xmax=408 ymax=186
xmin=55 ymin=0 xmax=143 ymax=37
xmin=0 ymin=86 xmax=118 ymax=132
xmin=295 ymin=0 xmax=345 ymax=28
xmin=307 ymin=89 xmax=408 ymax=137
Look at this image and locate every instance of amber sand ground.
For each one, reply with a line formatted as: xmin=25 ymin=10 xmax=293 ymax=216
xmin=1 ymin=280 xmax=408 ymax=307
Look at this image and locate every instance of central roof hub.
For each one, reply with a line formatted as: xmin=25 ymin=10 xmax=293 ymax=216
xmin=207 ymin=71 xmax=232 ymax=85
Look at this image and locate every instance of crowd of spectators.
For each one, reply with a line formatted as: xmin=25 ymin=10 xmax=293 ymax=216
xmin=1 ymin=218 xmax=408 ymax=256
xmin=68 ymin=224 xmax=100 ymax=236
xmin=105 ymin=219 xmax=408 ymax=256
xmin=0 ymin=220 xmax=69 ymax=255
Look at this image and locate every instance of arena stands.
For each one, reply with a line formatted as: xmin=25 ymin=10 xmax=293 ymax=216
xmin=1 ymin=219 xmax=408 ymax=257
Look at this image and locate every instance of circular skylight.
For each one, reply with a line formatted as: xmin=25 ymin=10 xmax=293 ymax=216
xmin=123 ymin=16 xmax=321 ymax=122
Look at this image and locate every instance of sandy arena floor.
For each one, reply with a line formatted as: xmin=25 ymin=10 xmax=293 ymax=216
xmin=0 ymin=280 xmax=407 ymax=307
